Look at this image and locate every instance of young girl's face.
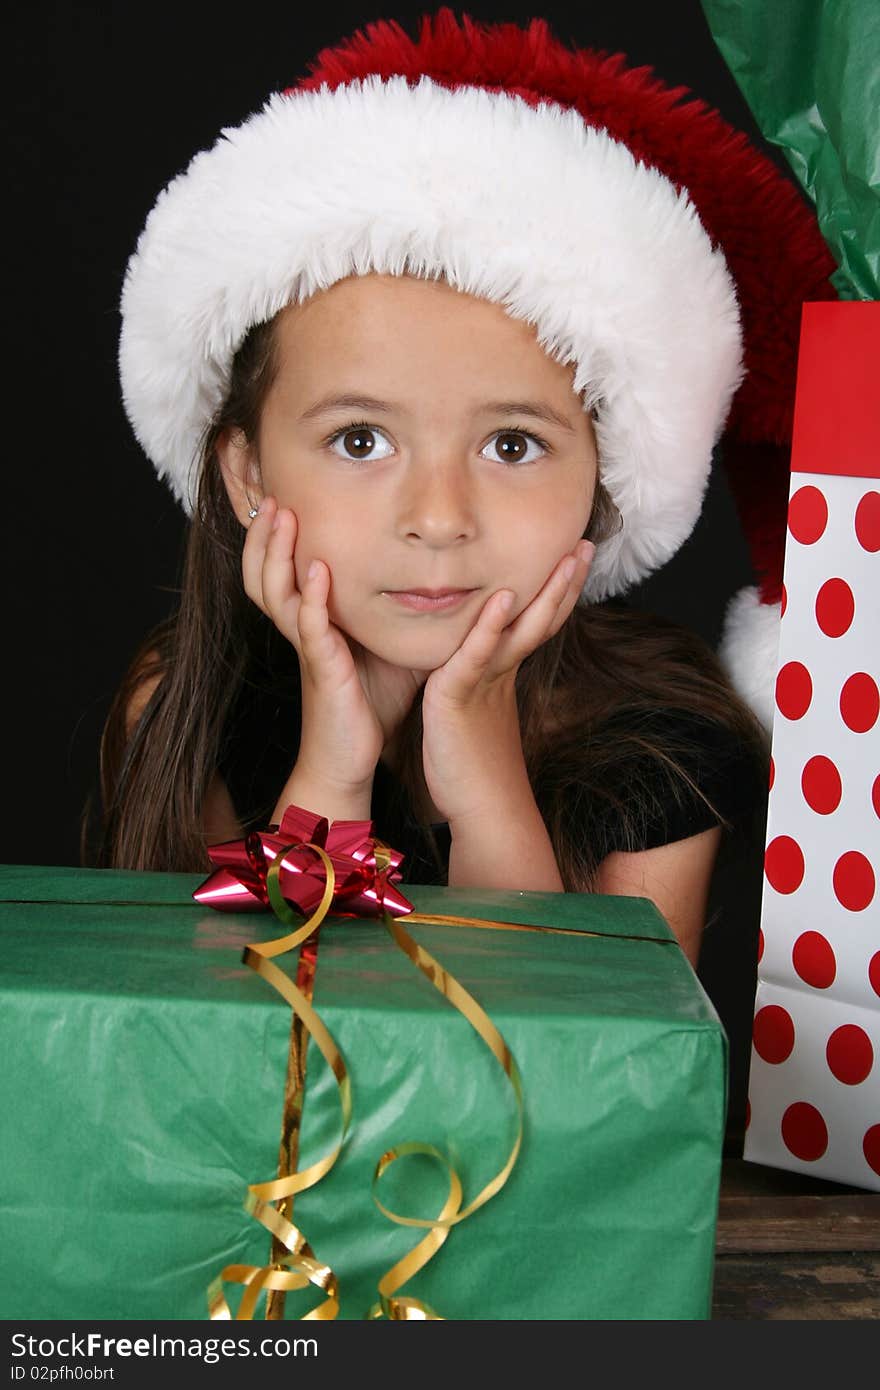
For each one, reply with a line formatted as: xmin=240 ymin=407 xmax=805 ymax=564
xmin=227 ymin=272 xmax=598 ymax=671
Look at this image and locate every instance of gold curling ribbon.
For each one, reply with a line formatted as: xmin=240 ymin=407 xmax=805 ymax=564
xmin=367 ymin=1142 xmax=463 ymax=1320
xmin=264 ymin=939 xmax=315 ymax=1320
xmin=364 ymin=910 xmax=524 ymax=1319
xmin=363 ymin=845 xmax=524 ymax=1320
xmin=209 ymin=841 xmax=348 ymax=1321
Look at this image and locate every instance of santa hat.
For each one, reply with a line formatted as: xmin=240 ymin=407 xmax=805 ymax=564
xmin=119 ymin=8 xmax=837 ymax=732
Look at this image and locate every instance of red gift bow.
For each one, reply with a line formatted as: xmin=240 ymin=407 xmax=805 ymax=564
xmin=192 ymin=803 xmax=413 ymax=920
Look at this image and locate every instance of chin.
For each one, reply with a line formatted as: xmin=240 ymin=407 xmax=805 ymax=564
xmin=354 ymin=627 xmax=463 ymax=673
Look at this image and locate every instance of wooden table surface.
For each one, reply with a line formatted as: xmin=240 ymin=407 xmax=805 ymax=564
xmin=713 ymin=1155 xmax=880 ymax=1319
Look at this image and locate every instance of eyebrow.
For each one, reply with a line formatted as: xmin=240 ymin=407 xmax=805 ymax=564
xmin=298 ymin=392 xmax=577 ymax=433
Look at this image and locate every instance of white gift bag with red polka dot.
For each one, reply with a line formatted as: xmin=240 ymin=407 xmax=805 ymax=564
xmin=745 ymin=301 xmax=880 ymax=1191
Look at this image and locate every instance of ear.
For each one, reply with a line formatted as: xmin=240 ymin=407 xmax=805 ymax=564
xmin=216 ymin=428 xmax=262 ymax=527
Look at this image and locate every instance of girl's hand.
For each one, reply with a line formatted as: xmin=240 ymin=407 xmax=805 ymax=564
xmin=421 ymin=540 xmax=595 ymax=826
xmin=242 ymin=498 xmax=424 ymax=794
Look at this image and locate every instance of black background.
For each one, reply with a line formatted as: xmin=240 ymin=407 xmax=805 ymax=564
xmin=6 ymin=0 xmax=791 ymax=870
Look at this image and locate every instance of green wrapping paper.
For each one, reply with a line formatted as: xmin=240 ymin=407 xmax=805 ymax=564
xmin=0 ymin=865 xmax=726 ymax=1320
xmin=700 ymin=0 xmax=880 ymax=299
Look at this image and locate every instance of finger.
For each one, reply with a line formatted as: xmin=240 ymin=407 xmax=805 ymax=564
xmin=295 ymin=558 xmax=341 ymax=673
xmin=546 ymin=540 xmax=595 ymax=638
xmin=241 ymin=495 xmax=277 ymax=612
xmin=505 ymin=542 xmax=595 ymax=656
xmin=441 ymin=589 xmax=514 ymax=690
xmin=259 ymin=507 xmax=304 ymax=645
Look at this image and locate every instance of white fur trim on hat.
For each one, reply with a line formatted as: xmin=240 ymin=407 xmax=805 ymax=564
xmin=718 ymin=585 xmax=781 ymax=736
xmin=119 ymin=74 xmax=743 ymax=600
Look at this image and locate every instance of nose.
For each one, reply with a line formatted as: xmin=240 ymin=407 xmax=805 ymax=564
xmin=393 ymin=450 xmax=478 ymax=547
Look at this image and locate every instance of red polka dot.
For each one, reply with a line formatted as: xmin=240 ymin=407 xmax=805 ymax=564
xmin=833 ymin=851 xmax=876 ymax=912
xmin=815 ymin=578 xmax=855 ymax=637
xmin=855 ymin=491 xmax=880 ymax=553
xmin=768 ymin=757 xmax=775 ymax=791
xmin=782 ymin=1102 xmax=828 ymax=1161
xmin=801 ymin=756 xmax=842 ymax=814
xmin=776 ymin=662 xmax=813 ymax=720
xmin=757 ymin=928 xmax=764 ymax=963
xmin=840 ymin=673 xmax=880 ymax=733
xmin=873 ymin=775 xmax=880 ymax=819
xmin=780 ymin=583 xmax=787 ymax=617
xmin=826 ymin=1025 xmax=874 ymax=1085
xmin=864 ymin=1125 xmax=880 ymax=1177
xmin=869 ymin=951 xmax=880 ymax=999
xmin=788 ymin=485 xmax=828 ymax=544
xmin=765 ymin=836 xmax=805 ymax=894
xmin=753 ymin=1005 xmax=796 ymax=1063
xmin=792 ymin=931 xmax=836 ymax=989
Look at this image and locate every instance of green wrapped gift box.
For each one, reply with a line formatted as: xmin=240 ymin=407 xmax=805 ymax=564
xmin=0 ymin=865 xmax=726 ymax=1320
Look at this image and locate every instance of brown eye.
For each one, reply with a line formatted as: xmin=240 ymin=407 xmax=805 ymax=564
xmin=481 ymin=430 xmax=547 ymax=466
xmin=344 ymin=428 xmax=375 ymax=457
xmin=329 ymin=424 xmax=394 ymax=462
xmin=495 ymin=432 xmax=528 ymax=462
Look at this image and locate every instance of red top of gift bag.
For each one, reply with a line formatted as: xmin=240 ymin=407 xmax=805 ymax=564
xmin=792 ymin=302 xmax=880 ymax=479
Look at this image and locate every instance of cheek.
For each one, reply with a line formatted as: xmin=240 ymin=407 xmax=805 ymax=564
xmin=289 ymin=512 xmax=360 ymax=593
xmin=304 ymin=539 xmax=376 ymax=639
xmin=505 ymin=500 xmax=589 ymax=603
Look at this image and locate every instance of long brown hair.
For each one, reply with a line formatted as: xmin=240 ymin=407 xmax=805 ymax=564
xmin=82 ymin=314 xmax=769 ymax=886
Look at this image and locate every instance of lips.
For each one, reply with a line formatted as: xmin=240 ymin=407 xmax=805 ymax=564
xmin=383 ymin=587 xmax=477 ymax=612
xmin=394 ymin=588 xmax=472 ymax=598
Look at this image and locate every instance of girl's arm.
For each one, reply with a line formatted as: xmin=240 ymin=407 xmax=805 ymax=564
xmin=592 ymin=826 xmax=722 ymax=967
xmin=424 ymin=546 xmax=595 ymax=887
xmin=449 ymin=791 xmax=721 ymax=965
xmin=269 ymin=765 xmax=373 ymax=827
xmin=448 ymin=779 xmax=564 ymax=893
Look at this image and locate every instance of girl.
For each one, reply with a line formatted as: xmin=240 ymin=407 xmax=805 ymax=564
xmin=85 ymin=11 xmax=830 ymax=966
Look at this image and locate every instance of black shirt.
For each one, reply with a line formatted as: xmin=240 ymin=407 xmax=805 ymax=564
xmin=216 ymin=648 xmax=767 ymax=887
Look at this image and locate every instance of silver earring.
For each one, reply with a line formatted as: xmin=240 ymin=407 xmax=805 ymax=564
xmin=247 ymin=506 xmax=259 ymax=519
